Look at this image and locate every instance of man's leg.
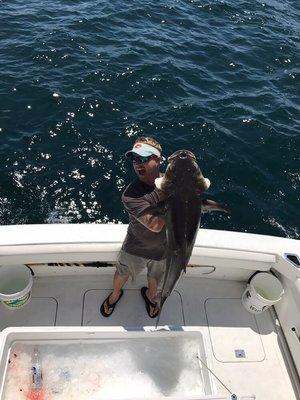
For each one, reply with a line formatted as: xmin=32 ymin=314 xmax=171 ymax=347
xmin=147 ymin=277 xmax=157 ymax=300
xmin=145 ymin=258 xmax=165 ymax=317
xmin=103 ymin=271 xmax=129 ymax=315
xmin=146 ymin=277 xmax=160 ymax=317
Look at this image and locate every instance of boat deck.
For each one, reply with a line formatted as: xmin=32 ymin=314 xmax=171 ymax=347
xmin=0 ymin=269 xmax=297 ymax=400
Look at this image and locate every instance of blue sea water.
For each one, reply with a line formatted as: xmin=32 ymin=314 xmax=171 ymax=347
xmin=0 ymin=0 xmax=299 ymax=238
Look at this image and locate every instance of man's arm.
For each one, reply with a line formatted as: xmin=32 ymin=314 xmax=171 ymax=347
xmin=138 ymin=214 xmax=165 ymax=232
xmin=122 ymin=187 xmax=166 ymax=233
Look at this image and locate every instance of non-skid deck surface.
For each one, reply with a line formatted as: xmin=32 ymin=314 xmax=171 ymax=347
xmin=0 ymin=297 xmax=57 ymax=330
xmin=0 ymin=273 xmax=297 ymax=400
xmin=82 ymin=289 xmax=184 ymax=326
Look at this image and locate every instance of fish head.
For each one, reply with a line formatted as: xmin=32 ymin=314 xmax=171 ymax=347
xmin=167 ymin=150 xmax=197 ymax=178
xmin=165 ymin=150 xmax=208 ymax=192
xmin=168 ymin=149 xmax=196 ymax=162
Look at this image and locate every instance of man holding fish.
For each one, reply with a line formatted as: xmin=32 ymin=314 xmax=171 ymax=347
xmin=100 ymin=136 xmax=229 ymax=320
xmin=101 ymin=136 xmax=166 ymax=318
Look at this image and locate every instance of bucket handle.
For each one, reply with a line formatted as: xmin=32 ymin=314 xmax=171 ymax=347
xmin=247 ymin=269 xmax=276 ymax=284
xmin=25 ymin=265 xmax=35 ymax=277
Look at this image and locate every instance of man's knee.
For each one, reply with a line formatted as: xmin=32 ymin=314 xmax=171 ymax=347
xmin=147 ymin=260 xmax=165 ymax=283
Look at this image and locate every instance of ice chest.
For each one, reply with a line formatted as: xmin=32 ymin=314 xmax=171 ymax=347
xmin=0 ymin=327 xmax=218 ymax=400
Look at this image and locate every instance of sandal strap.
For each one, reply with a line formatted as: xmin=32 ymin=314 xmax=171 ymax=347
xmin=148 ymin=298 xmax=157 ymax=308
xmin=105 ymin=298 xmax=115 ymax=310
xmin=106 ymin=291 xmax=123 ymax=309
xmin=141 ymin=287 xmax=157 ymax=308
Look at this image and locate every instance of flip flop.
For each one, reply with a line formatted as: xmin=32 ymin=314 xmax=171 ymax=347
xmin=100 ymin=290 xmax=124 ymax=317
xmin=141 ymin=287 xmax=159 ymax=318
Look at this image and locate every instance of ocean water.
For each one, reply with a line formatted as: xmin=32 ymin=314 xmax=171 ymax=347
xmin=0 ymin=0 xmax=299 ymax=238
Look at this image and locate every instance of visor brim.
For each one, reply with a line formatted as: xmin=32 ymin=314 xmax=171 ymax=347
xmin=125 ymin=149 xmax=159 ymax=158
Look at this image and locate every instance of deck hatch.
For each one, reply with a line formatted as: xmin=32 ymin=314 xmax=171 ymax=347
xmin=0 ymin=297 xmax=58 ymax=330
xmin=82 ymin=289 xmax=184 ymax=326
xmin=205 ymin=298 xmax=265 ymax=363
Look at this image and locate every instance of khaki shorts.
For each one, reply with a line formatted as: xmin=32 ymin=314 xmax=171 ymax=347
xmin=116 ymin=250 xmax=166 ymax=284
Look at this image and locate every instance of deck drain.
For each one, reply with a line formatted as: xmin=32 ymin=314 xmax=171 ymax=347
xmin=235 ymin=349 xmax=246 ymax=358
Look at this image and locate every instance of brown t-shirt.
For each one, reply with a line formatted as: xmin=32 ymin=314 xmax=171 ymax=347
xmin=121 ymin=179 xmax=167 ymax=261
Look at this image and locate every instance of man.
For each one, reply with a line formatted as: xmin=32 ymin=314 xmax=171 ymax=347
xmin=100 ymin=136 xmax=166 ymax=318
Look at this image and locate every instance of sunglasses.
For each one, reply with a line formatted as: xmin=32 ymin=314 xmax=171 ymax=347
xmin=131 ymin=155 xmax=153 ymax=163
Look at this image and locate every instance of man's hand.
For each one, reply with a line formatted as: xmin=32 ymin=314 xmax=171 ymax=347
xmin=154 ymin=176 xmax=164 ymax=190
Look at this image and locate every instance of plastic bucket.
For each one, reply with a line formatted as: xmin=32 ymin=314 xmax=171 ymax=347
xmin=242 ymin=272 xmax=284 ymax=314
xmin=0 ymin=265 xmax=33 ymax=309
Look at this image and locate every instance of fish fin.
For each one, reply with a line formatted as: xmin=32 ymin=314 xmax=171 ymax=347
xmin=196 ymin=177 xmax=211 ymax=193
xmin=155 ymin=307 xmax=162 ymax=328
xmin=202 ymin=177 xmax=211 ymax=190
xmin=201 ymin=199 xmax=230 ymax=213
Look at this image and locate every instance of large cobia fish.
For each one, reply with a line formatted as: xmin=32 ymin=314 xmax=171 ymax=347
xmin=150 ymin=150 xmax=230 ymax=319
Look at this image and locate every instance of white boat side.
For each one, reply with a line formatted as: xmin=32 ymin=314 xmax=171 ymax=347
xmin=0 ymin=224 xmax=299 ymax=276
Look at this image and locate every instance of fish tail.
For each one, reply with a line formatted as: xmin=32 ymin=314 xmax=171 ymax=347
xmin=155 ymin=295 xmax=167 ymax=328
xmin=155 ymin=308 xmax=162 ymax=329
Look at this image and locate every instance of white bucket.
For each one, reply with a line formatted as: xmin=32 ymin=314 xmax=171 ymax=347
xmin=0 ymin=265 xmax=33 ymax=309
xmin=242 ymin=272 xmax=284 ymax=314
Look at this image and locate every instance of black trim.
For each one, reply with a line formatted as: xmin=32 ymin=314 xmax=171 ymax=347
xmin=26 ymin=265 xmax=35 ymax=276
xmin=285 ymin=254 xmax=300 ymax=267
xmin=247 ymin=269 xmax=276 ymax=284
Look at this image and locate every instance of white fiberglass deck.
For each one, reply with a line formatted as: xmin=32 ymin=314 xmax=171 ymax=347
xmin=0 ymin=269 xmax=297 ymax=400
